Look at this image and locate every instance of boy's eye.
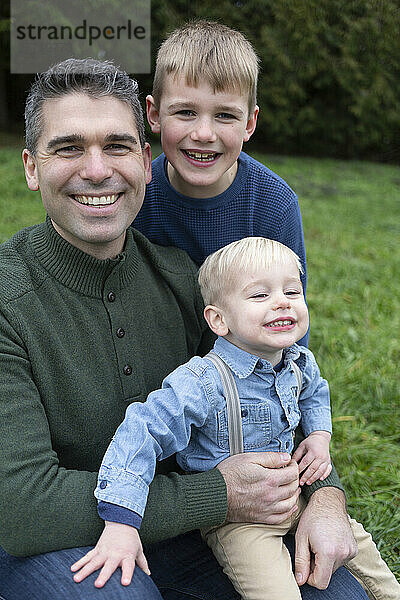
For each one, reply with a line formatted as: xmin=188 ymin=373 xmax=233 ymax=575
xmin=176 ymin=109 xmax=195 ymax=117
xmin=216 ymin=112 xmax=237 ymax=120
xmin=251 ymin=293 xmax=268 ymax=299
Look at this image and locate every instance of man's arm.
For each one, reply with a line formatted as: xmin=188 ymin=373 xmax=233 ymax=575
xmin=0 ymin=311 xmax=227 ymax=556
xmin=295 ymin=487 xmax=357 ymax=588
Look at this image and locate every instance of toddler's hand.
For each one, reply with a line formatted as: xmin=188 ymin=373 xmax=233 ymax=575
xmin=292 ymin=431 xmax=331 ymax=486
xmin=71 ymin=521 xmax=150 ymax=588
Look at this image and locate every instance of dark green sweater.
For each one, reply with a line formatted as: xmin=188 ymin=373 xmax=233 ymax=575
xmin=0 ymin=219 xmax=225 ymax=556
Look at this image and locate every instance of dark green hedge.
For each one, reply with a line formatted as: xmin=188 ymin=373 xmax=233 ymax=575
xmin=149 ymin=0 xmax=400 ymax=161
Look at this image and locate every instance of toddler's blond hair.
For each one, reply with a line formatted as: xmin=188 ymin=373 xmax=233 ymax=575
xmin=198 ymin=237 xmax=303 ymax=306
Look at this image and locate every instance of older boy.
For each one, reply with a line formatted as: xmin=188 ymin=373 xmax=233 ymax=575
xmin=73 ymin=239 xmax=398 ymax=599
xmin=134 ymin=21 xmax=306 ymax=308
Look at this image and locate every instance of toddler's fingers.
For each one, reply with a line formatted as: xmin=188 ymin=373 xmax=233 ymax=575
xmin=292 ymin=444 xmax=307 ymax=463
xmin=136 ymin=549 xmax=151 ymax=576
xmin=94 ymin=558 xmax=120 ymax=588
xmin=319 ymin=463 xmax=332 ymax=481
xmin=302 ymin=461 xmax=330 ymax=486
xmin=121 ymin=557 xmax=136 ymax=586
xmin=73 ymin=556 xmax=105 ymax=583
xmin=71 ymin=549 xmax=96 ymax=571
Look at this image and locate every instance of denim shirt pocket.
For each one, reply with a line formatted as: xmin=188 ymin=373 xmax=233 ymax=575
xmin=217 ymin=403 xmax=272 ymax=451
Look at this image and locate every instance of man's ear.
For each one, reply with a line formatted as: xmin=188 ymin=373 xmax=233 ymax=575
xmin=22 ymin=149 xmax=39 ymax=191
xmin=146 ymin=95 xmax=161 ymax=134
xmin=203 ymin=305 xmax=229 ymax=336
xmin=243 ymin=105 xmax=259 ymax=143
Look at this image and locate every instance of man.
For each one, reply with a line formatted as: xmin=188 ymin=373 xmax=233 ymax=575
xmin=0 ymin=59 xmax=365 ymax=599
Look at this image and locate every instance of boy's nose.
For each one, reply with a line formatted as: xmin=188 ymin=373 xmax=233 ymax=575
xmin=79 ymin=149 xmax=113 ymax=183
xmin=190 ymin=117 xmax=217 ymax=143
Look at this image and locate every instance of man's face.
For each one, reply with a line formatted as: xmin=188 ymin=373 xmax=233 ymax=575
xmin=23 ymin=93 xmax=151 ymax=259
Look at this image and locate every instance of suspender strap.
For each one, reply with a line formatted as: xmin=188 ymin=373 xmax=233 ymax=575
xmin=291 ymin=360 xmax=302 ymax=401
xmin=205 ymin=352 xmax=244 ymax=455
xmin=205 ymin=352 xmax=303 ymax=457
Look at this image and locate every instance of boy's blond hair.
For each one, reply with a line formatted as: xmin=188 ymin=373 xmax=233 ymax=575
xmin=152 ymin=20 xmax=259 ymax=114
xmin=198 ymin=237 xmax=304 ymax=306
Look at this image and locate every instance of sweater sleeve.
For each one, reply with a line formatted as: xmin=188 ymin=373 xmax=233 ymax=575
xmin=0 ymin=310 xmax=227 ymax=556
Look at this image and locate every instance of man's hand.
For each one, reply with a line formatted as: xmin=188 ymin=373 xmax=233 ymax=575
xmin=216 ymin=452 xmax=300 ymax=524
xmin=71 ymin=521 xmax=150 ymax=588
xmin=295 ymin=487 xmax=357 ymax=589
xmin=292 ymin=431 xmax=332 ymax=486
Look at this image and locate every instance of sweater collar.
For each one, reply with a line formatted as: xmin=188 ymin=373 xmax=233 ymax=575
xmin=31 ymin=217 xmax=140 ymax=297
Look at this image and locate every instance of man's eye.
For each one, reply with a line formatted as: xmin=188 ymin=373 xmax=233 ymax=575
xmin=56 ymin=146 xmax=82 ymax=157
xmin=105 ymin=144 xmax=131 ymax=155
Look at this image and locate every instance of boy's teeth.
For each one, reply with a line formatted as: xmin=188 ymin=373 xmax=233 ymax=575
xmin=266 ymin=319 xmax=293 ymax=327
xmin=74 ymin=194 xmax=117 ymax=206
xmin=185 ymin=151 xmax=217 ymax=161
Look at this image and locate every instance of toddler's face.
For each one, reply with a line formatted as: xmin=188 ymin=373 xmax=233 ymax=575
xmin=147 ymin=74 xmax=258 ymax=198
xmin=220 ymin=261 xmax=309 ymax=365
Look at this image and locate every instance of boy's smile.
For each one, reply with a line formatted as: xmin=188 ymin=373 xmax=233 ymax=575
xmin=210 ymin=262 xmax=309 ymax=366
xmin=147 ymin=75 xmax=258 ymax=199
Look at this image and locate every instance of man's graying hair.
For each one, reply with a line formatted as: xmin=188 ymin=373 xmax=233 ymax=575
xmin=25 ymin=58 xmax=145 ymax=154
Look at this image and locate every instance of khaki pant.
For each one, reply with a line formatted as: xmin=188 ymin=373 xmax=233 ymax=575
xmin=203 ymin=498 xmax=400 ymax=600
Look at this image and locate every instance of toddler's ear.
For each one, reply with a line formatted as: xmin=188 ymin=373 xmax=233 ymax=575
xmin=146 ymin=95 xmax=161 ymax=134
xmin=203 ymin=305 xmax=229 ymax=336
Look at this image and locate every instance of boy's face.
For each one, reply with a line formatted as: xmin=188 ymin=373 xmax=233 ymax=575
xmin=211 ymin=262 xmax=309 ymax=365
xmin=147 ymin=74 xmax=258 ymax=198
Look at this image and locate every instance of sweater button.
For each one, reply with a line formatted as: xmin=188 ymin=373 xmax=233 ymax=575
xmin=99 ymin=480 xmax=107 ymax=489
xmin=107 ymin=291 xmax=116 ymax=302
xmin=241 ymin=409 xmax=248 ymax=418
xmin=123 ymin=364 xmax=132 ymax=376
xmin=116 ymin=327 xmax=125 ymax=338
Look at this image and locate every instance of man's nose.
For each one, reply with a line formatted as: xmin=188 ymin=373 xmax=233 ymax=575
xmin=79 ymin=149 xmax=113 ymax=183
xmin=190 ymin=117 xmax=217 ymax=143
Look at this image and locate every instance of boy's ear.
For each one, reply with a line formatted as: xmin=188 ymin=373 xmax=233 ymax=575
xmin=243 ymin=105 xmax=259 ymax=143
xmin=146 ymin=95 xmax=161 ymax=134
xmin=203 ymin=305 xmax=229 ymax=337
xmin=22 ymin=149 xmax=40 ymax=191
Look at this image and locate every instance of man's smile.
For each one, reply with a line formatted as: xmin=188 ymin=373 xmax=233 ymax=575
xmin=73 ymin=193 xmax=121 ymax=206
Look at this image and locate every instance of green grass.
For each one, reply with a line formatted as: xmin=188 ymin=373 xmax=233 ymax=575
xmin=1 ymin=145 xmax=399 ymax=579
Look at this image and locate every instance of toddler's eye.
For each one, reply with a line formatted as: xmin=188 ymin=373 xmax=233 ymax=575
xmin=285 ymin=290 xmax=301 ymax=296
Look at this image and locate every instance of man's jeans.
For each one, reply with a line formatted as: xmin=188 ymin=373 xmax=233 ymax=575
xmin=0 ymin=532 xmax=368 ymax=600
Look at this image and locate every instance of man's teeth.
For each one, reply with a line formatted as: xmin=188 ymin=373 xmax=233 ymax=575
xmin=266 ymin=320 xmax=293 ymax=327
xmin=185 ymin=151 xmax=217 ymax=162
xmin=74 ymin=194 xmax=117 ymax=206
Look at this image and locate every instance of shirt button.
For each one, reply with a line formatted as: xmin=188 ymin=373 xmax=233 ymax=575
xmin=107 ymin=292 xmax=116 ymax=302
xmin=241 ymin=409 xmax=248 ymax=418
xmin=116 ymin=327 xmax=125 ymax=338
xmin=123 ymin=364 xmax=132 ymax=376
xmin=99 ymin=480 xmax=107 ymax=489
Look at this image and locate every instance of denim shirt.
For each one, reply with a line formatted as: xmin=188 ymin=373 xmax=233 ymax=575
xmin=95 ymin=337 xmax=331 ymax=518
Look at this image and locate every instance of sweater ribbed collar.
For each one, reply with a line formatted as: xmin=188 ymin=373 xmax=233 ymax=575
xmin=31 ymin=217 xmax=140 ymax=297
